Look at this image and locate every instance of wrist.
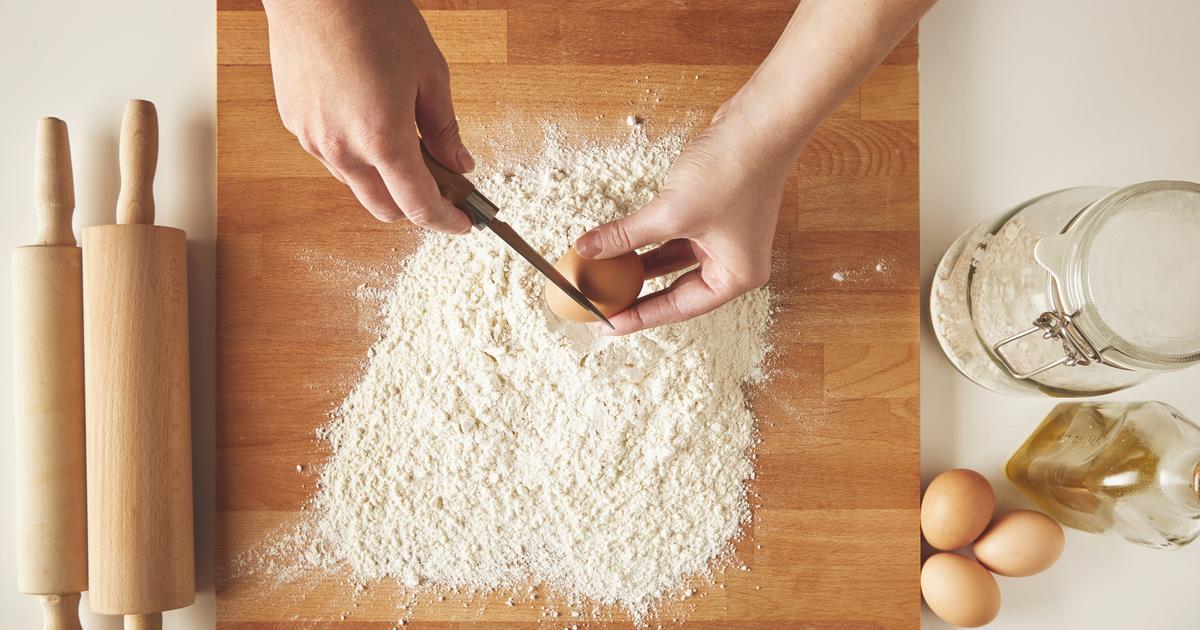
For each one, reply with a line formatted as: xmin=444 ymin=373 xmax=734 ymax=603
xmin=715 ymin=90 xmax=811 ymax=177
xmin=262 ymin=0 xmax=371 ymax=22
xmin=721 ymin=83 xmax=814 ymax=166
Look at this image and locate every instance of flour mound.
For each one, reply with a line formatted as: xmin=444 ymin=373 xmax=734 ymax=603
xmin=303 ymin=129 xmax=771 ymax=620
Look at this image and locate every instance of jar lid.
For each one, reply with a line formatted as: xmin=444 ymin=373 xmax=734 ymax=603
xmin=1046 ymin=181 xmax=1200 ymax=370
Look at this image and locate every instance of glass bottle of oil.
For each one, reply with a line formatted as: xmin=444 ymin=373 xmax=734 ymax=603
xmin=1007 ymin=401 xmax=1200 ymax=549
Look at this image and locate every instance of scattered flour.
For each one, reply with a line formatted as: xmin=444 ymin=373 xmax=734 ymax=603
xmin=241 ymin=128 xmax=773 ymax=624
xmin=929 ymin=219 xmax=1018 ymax=393
xmin=830 ymin=259 xmax=889 ymax=285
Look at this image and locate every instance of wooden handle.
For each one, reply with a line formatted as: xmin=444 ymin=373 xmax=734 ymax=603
xmin=125 ymin=613 xmax=162 ymax=630
xmin=116 ymin=99 xmax=158 ymax=225
xmin=39 ymin=594 xmax=82 ymax=630
xmin=35 ymin=118 xmax=75 ymax=246
xmin=419 ymin=141 xmax=475 ymax=206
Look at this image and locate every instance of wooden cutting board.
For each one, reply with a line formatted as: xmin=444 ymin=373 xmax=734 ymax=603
xmin=216 ymin=2 xmax=920 ymax=627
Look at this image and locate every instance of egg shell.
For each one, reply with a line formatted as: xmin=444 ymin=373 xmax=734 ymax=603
xmin=973 ymin=509 xmax=1065 ymax=577
xmin=921 ymin=552 xmax=1001 ymax=628
xmin=921 ymin=469 xmax=995 ymax=550
xmin=544 ymin=246 xmax=645 ymax=323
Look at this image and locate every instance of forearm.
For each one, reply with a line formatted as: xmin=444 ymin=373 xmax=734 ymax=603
xmin=728 ymin=0 xmax=935 ymax=162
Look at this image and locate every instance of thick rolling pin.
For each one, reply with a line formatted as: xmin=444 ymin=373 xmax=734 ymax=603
xmin=83 ymin=99 xmax=194 ymax=630
xmin=14 ymin=118 xmax=87 ymax=630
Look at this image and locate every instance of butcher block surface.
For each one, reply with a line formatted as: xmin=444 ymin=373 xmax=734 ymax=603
xmin=216 ymin=1 xmax=920 ymax=627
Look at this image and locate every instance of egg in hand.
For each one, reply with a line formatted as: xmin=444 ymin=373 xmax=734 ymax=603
xmin=544 ymin=246 xmax=645 ymax=323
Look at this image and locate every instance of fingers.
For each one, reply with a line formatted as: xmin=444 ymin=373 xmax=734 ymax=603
xmin=415 ymin=72 xmax=474 ymax=174
xmin=601 ymin=268 xmax=727 ymax=336
xmin=339 ymin=164 xmax=405 ymax=223
xmin=575 ymin=198 xmax=680 ymax=260
xmin=638 ymin=239 xmax=699 ymax=279
xmin=375 ymin=139 xmax=472 ymax=233
xmin=313 ymin=155 xmax=346 ymax=184
xmin=329 ymin=140 xmax=470 ymax=233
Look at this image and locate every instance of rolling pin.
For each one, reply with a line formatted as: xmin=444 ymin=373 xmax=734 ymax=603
xmin=83 ymin=99 xmax=194 ymax=630
xmin=14 ymin=117 xmax=88 ymax=630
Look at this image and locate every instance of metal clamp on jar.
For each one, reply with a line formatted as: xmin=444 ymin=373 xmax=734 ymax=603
xmin=931 ymin=181 xmax=1200 ymax=396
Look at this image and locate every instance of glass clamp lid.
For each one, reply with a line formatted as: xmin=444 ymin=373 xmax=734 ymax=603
xmin=994 ymin=180 xmax=1200 ymax=379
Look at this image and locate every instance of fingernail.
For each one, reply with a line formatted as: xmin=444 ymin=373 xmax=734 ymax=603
xmin=576 ymin=229 xmax=601 ymax=258
xmin=457 ymin=146 xmax=476 ymax=173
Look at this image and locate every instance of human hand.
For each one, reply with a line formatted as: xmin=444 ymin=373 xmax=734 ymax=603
xmin=574 ymin=101 xmax=797 ymax=335
xmin=263 ymin=0 xmax=472 ymax=232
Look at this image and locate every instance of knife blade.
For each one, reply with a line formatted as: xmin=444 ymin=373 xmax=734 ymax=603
xmin=418 ymin=142 xmax=615 ymax=329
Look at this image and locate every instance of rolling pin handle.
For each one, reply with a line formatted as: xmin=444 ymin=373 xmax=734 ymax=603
xmin=38 ymin=593 xmax=83 ymax=630
xmin=125 ymin=613 xmax=163 ymax=630
xmin=34 ymin=117 xmax=76 ymax=246
xmin=116 ymin=99 xmax=159 ymax=226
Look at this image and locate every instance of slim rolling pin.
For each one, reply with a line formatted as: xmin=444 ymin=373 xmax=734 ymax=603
xmin=13 ymin=118 xmax=88 ymax=630
xmin=83 ymin=100 xmax=195 ymax=630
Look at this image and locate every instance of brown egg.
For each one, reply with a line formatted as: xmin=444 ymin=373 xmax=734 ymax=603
xmin=921 ymin=469 xmax=995 ymax=550
xmin=544 ymin=246 xmax=645 ymax=323
xmin=921 ymin=552 xmax=1001 ymax=628
xmin=973 ymin=509 xmax=1065 ymax=577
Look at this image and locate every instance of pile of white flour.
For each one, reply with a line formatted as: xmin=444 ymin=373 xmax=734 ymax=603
xmin=264 ymin=129 xmax=772 ymax=622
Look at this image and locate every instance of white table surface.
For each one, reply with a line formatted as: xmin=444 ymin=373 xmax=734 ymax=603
xmin=920 ymin=1 xmax=1200 ymax=628
xmin=0 ymin=2 xmax=215 ymax=628
xmin=1 ymin=1 xmax=1196 ymax=628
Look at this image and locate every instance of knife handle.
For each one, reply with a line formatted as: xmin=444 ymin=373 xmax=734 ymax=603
xmin=419 ymin=142 xmax=475 ymax=206
xmin=419 ymin=141 xmax=496 ymax=227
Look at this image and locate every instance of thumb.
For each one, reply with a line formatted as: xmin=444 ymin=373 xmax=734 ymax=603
xmin=415 ymin=75 xmax=474 ymax=174
xmin=575 ymin=198 xmax=676 ymax=260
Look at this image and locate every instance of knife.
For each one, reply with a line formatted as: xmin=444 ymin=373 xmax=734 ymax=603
xmin=419 ymin=142 xmax=615 ymax=329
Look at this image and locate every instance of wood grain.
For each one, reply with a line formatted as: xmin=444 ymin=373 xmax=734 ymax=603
xmin=217 ymin=11 xmax=507 ymax=65
xmin=82 ymin=102 xmax=194 ymax=620
xmin=12 ymin=250 xmax=88 ymax=594
xmin=217 ymin=2 xmax=920 ymax=628
xmin=14 ymin=118 xmax=88 ymax=615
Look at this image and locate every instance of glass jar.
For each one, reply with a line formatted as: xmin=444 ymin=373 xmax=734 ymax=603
xmin=1007 ymin=401 xmax=1200 ymax=549
xmin=931 ymin=181 xmax=1200 ymax=396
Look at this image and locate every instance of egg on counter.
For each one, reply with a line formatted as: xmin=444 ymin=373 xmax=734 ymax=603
xmin=544 ymin=246 xmax=645 ymax=323
xmin=921 ymin=469 xmax=996 ymax=550
xmin=973 ymin=509 xmax=1065 ymax=577
xmin=921 ymin=552 xmax=1001 ymax=628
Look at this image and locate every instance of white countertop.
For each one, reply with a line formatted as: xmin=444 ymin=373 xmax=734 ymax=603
xmin=1 ymin=1 xmax=1196 ymax=628
xmin=0 ymin=2 xmax=215 ymax=628
xmin=920 ymin=1 xmax=1200 ymax=628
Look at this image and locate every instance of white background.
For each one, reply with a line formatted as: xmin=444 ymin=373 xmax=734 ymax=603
xmin=0 ymin=1 xmax=215 ymax=628
xmin=1 ymin=1 xmax=1197 ymax=628
xmin=920 ymin=1 xmax=1200 ymax=628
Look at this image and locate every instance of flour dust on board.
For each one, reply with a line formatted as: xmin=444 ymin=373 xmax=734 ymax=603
xmin=238 ymin=126 xmax=774 ymax=624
